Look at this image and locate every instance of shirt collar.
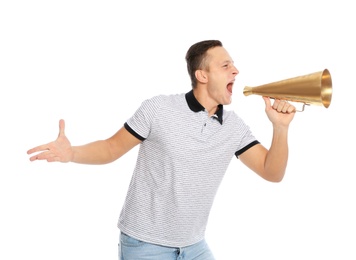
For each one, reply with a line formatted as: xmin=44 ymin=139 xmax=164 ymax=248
xmin=185 ymin=90 xmax=223 ymax=125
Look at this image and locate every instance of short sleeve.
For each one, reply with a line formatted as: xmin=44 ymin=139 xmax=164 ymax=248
xmin=233 ymin=114 xmax=260 ymax=157
xmin=124 ymin=96 xmax=161 ymax=140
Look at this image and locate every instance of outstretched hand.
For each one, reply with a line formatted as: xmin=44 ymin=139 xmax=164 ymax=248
xmin=263 ymin=97 xmax=296 ymax=127
xmin=27 ymin=119 xmax=73 ymax=163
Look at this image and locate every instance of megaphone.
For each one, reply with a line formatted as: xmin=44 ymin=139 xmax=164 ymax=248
xmin=243 ymin=69 xmax=332 ymax=111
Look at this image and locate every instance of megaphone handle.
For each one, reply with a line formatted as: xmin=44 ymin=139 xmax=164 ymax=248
xmin=296 ymin=103 xmax=309 ymax=112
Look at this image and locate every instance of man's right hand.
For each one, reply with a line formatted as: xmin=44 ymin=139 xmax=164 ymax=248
xmin=27 ymin=119 xmax=73 ymax=163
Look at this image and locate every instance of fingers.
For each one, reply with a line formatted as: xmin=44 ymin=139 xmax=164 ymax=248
xmin=272 ymin=99 xmax=296 ymax=113
xmin=28 ymin=149 xmax=49 ymax=161
xmin=27 ymin=144 xmax=49 ymax=156
xmin=28 ymin=150 xmax=58 ymax=162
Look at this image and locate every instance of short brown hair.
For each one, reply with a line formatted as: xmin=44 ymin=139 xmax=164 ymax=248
xmin=185 ymin=40 xmax=223 ymax=88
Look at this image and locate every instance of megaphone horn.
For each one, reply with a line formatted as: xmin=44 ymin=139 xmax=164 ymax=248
xmin=243 ymin=69 xmax=332 ymax=111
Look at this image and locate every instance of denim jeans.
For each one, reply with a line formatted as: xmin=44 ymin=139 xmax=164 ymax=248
xmin=119 ymin=232 xmax=215 ymax=260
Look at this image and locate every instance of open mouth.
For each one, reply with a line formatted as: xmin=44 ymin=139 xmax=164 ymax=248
xmin=227 ymin=82 xmax=233 ymax=95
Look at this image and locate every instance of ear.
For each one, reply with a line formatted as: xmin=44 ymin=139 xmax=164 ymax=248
xmin=195 ymin=69 xmax=208 ymax=84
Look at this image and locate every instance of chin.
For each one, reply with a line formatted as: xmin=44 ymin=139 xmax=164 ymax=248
xmin=222 ymin=98 xmax=232 ymax=105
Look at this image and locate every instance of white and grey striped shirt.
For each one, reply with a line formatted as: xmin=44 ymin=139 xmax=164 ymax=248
xmin=117 ymin=90 xmax=259 ymax=247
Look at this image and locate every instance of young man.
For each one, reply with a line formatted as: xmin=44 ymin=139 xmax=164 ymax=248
xmin=27 ymin=40 xmax=296 ymax=259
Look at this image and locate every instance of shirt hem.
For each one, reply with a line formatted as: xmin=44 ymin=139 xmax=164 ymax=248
xmin=117 ymin=223 xmax=204 ymax=248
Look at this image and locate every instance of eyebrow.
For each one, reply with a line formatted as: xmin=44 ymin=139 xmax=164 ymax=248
xmin=222 ymin=60 xmax=234 ymax=65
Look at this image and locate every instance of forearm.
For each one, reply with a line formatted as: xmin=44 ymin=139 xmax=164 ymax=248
xmin=264 ymin=125 xmax=289 ymax=182
xmin=71 ymin=140 xmax=116 ymax=165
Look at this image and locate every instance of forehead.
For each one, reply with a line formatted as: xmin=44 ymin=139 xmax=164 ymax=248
xmin=206 ymin=46 xmax=233 ymax=64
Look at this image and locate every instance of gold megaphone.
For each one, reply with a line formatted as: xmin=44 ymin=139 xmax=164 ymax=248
xmin=243 ymin=69 xmax=332 ymax=111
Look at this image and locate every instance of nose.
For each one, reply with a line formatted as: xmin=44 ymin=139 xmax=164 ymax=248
xmin=232 ymin=65 xmax=239 ymax=75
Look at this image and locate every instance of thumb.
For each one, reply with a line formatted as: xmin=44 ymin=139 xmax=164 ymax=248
xmin=58 ymin=119 xmax=66 ymax=137
xmin=262 ymin=96 xmax=271 ymax=108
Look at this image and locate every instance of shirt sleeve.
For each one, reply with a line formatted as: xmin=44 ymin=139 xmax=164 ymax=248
xmin=124 ymin=96 xmax=161 ymax=140
xmin=235 ymin=140 xmax=260 ymax=157
xmin=233 ymin=114 xmax=260 ymax=158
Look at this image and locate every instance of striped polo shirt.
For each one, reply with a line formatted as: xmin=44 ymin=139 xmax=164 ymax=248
xmin=117 ymin=90 xmax=259 ymax=247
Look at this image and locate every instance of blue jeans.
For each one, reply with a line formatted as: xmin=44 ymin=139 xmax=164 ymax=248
xmin=119 ymin=232 xmax=215 ymax=260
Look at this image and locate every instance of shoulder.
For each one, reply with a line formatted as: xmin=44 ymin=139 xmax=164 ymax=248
xmin=222 ymin=108 xmax=253 ymax=132
xmin=223 ymin=108 xmax=244 ymax=123
xmin=150 ymin=93 xmax=185 ymax=102
xmin=142 ymin=93 xmax=186 ymax=109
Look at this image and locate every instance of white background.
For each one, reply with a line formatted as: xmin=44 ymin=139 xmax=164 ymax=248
xmin=1 ymin=0 xmax=355 ymax=259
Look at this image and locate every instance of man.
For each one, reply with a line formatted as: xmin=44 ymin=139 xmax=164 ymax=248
xmin=27 ymin=40 xmax=296 ymax=259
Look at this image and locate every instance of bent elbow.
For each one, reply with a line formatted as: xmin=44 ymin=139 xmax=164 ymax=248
xmin=269 ymin=176 xmax=284 ymax=183
xmin=262 ymin=171 xmax=285 ymax=183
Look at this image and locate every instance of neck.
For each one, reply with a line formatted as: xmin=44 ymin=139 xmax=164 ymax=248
xmin=193 ymin=88 xmax=219 ymax=116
